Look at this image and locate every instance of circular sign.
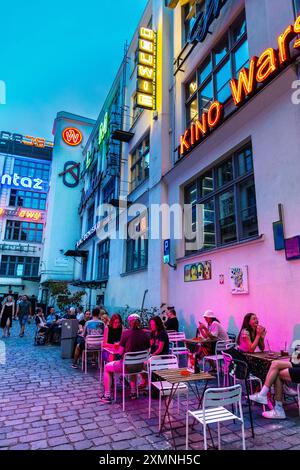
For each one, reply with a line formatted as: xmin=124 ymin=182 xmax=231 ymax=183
xmin=62 ymin=127 xmax=83 ymax=146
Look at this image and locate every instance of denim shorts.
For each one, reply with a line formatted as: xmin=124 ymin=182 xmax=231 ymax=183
xmin=19 ymin=315 xmax=28 ymax=326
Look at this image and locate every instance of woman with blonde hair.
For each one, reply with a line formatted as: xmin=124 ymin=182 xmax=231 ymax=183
xmin=0 ymin=295 xmax=15 ymax=338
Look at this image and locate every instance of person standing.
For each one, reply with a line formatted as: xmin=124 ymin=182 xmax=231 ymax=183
xmin=17 ymin=295 xmax=32 ymax=337
xmin=0 ymin=296 xmax=15 ymax=338
xmin=164 ymin=307 xmax=179 ymax=331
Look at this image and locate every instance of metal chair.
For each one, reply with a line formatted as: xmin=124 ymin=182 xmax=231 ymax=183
xmin=186 ymin=384 xmax=246 ymax=450
xmin=297 ymin=383 xmax=300 ymax=417
xmin=202 ymin=340 xmax=235 ymax=386
xmin=148 ymin=354 xmax=189 ymax=430
xmin=167 ymin=331 xmax=186 ymax=346
xmin=114 ymin=349 xmax=149 ymax=411
xmin=82 ymin=335 xmax=103 ymax=374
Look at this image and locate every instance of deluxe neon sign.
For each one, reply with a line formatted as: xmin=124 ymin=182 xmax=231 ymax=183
xmin=0 ymin=207 xmax=43 ymax=221
xmin=0 ymin=173 xmax=47 ymax=191
xmin=0 ymin=130 xmax=53 ymax=148
xmin=180 ymin=14 xmax=300 ymax=157
xmin=136 ymin=27 xmax=157 ymax=110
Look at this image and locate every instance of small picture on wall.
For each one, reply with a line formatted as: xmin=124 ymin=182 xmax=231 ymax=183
xmin=230 ymin=265 xmax=249 ymax=294
xmin=184 ymin=261 xmax=212 ymax=282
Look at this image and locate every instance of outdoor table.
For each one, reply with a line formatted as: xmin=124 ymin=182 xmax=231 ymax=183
xmin=244 ymin=351 xmax=291 ymax=382
xmin=153 ymin=368 xmax=215 ymax=448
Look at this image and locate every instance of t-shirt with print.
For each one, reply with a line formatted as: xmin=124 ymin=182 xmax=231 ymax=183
xmin=209 ymin=321 xmax=229 ymax=341
xmin=150 ymin=330 xmax=169 ymax=355
xmin=84 ymin=319 xmax=104 ymax=336
xmin=119 ymin=329 xmax=150 ymax=354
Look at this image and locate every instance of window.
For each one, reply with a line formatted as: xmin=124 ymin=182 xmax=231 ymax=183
xmin=14 ymin=158 xmax=50 ymax=181
xmin=294 ymin=0 xmax=300 ymax=14
xmin=102 ymin=178 xmax=116 ymax=205
xmin=126 ymin=214 xmax=148 ymax=272
xmin=185 ymin=12 xmax=248 ymax=126
xmin=130 ymin=136 xmax=150 ymax=192
xmin=184 ymin=143 xmax=258 ymax=253
xmin=97 ymin=239 xmax=110 ymax=280
xmin=0 ymin=256 xmax=40 ymax=277
xmin=87 ymin=204 xmax=94 ymax=231
xmin=5 ymin=220 xmax=43 ymax=243
xmin=9 ymin=189 xmax=47 ymax=210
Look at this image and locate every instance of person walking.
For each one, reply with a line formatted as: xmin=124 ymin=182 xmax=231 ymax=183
xmin=16 ymin=295 xmax=32 ymax=337
xmin=0 ymin=295 xmax=15 ymax=338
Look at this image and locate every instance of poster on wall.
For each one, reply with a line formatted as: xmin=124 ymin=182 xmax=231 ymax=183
xmin=184 ymin=261 xmax=211 ymax=282
xmin=230 ymin=265 xmax=249 ymax=294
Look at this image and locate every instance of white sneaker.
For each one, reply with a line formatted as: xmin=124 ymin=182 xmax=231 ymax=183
xmin=249 ymin=392 xmax=268 ymax=405
xmin=262 ymin=408 xmax=286 ymax=419
xmin=283 ymin=384 xmax=298 ymax=397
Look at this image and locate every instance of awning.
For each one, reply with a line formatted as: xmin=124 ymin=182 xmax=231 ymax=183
xmin=71 ymin=280 xmax=108 ymax=289
xmin=111 ymin=129 xmax=134 ymax=142
xmin=64 ymin=250 xmax=88 ymax=257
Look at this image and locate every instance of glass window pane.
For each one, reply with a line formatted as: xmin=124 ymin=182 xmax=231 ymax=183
xmin=218 ymin=190 xmax=237 ymax=244
xmin=185 ymin=183 xmax=197 ymax=205
xmin=186 ymin=74 xmax=197 ymax=99
xmin=237 ymin=147 xmax=253 ymax=176
xmin=233 ymin=16 xmax=247 ymax=44
xmin=203 ymin=199 xmax=216 ymax=249
xmin=199 ymin=80 xmax=213 ymax=113
xmin=199 ymin=58 xmax=212 ymax=84
xmin=214 ymin=36 xmax=229 ymax=66
xmin=217 ymin=160 xmax=233 ymax=187
xmin=200 ymin=171 xmax=214 ymax=197
xmin=187 ymin=98 xmax=198 ymax=124
xmin=234 ymin=40 xmax=249 ymax=75
xmin=216 ymin=60 xmax=232 ymax=102
xmin=239 ymin=177 xmax=258 ymax=239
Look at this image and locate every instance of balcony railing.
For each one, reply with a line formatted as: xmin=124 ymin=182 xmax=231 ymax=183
xmin=0 ymin=243 xmax=37 ymax=253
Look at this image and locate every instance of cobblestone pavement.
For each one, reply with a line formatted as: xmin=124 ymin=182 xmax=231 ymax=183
xmin=0 ymin=321 xmax=299 ymax=451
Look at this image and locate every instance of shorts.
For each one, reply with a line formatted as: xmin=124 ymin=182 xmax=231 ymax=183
xmin=19 ymin=315 xmax=28 ymax=326
xmin=104 ymin=360 xmax=144 ymax=374
xmin=289 ymin=366 xmax=300 ymax=384
xmin=76 ymin=336 xmax=85 ymax=351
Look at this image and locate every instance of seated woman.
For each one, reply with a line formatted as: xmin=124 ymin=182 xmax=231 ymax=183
xmin=139 ymin=316 xmax=170 ymax=390
xmin=237 ymin=312 xmax=266 ymax=353
xmin=250 ymin=356 xmax=300 ymax=419
xmin=102 ymin=314 xmax=123 ymax=363
xmin=71 ymin=310 xmax=92 ymax=368
xmin=35 ymin=308 xmax=50 ymax=342
xmin=194 ymin=310 xmax=229 ymax=372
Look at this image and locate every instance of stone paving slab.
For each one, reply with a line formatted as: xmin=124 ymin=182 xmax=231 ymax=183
xmin=0 ymin=322 xmax=299 ymax=450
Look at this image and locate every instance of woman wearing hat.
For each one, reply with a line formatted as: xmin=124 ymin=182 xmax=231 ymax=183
xmin=194 ymin=310 xmax=229 ymax=372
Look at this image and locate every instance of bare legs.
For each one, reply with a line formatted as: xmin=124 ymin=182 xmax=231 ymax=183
xmin=264 ymin=360 xmax=292 ymax=389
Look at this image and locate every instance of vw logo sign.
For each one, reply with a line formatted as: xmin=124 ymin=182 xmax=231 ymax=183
xmin=62 ymin=127 xmax=83 ymax=146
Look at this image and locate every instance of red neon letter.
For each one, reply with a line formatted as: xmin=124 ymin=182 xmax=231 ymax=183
xmin=230 ymin=57 xmax=257 ymax=106
xmin=294 ymin=15 xmax=300 ymax=49
xmin=180 ymin=130 xmax=190 ymax=156
xmin=207 ymin=101 xmax=223 ymax=128
xmin=195 ymin=114 xmax=208 ymax=141
xmin=278 ymin=25 xmax=295 ymax=64
xmin=256 ymin=48 xmax=278 ymax=83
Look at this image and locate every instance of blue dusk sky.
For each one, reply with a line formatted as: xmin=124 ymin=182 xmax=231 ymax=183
xmin=0 ymin=0 xmax=148 ymax=141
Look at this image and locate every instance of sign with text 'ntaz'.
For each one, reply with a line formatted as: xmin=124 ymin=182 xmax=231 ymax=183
xmin=0 ymin=173 xmax=48 ymax=192
xmin=136 ymin=27 xmax=157 ymax=110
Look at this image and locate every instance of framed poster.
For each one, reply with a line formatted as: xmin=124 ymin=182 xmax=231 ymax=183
xmin=285 ymin=236 xmax=300 ymax=260
xmin=230 ymin=265 xmax=249 ymax=294
xmin=184 ymin=261 xmax=211 ymax=282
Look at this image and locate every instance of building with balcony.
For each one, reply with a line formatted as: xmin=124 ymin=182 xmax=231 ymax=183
xmin=0 ymin=130 xmax=53 ymax=301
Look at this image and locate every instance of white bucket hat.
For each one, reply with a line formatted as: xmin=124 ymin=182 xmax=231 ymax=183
xmin=128 ymin=313 xmax=141 ymax=321
xmin=203 ymin=309 xmax=215 ymax=319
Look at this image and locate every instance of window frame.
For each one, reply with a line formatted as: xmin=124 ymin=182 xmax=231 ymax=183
xmin=129 ymin=135 xmax=150 ymax=192
xmin=0 ymin=255 xmax=40 ymax=278
xmin=4 ymin=220 xmax=44 ymax=243
xmin=13 ymin=158 xmax=50 ymax=181
xmin=9 ymin=189 xmax=47 ymax=210
xmin=97 ymin=238 xmax=110 ymax=280
xmin=184 ymin=143 xmax=258 ymax=254
xmin=125 ymin=213 xmax=148 ymax=273
xmin=185 ymin=12 xmax=248 ymax=128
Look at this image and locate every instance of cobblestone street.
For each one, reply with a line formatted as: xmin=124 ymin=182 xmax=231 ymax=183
xmin=0 ymin=322 xmax=299 ymax=451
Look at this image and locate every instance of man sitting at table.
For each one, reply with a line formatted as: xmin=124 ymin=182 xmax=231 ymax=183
xmin=250 ymin=356 xmax=300 ymax=419
xmin=194 ymin=310 xmax=229 ymax=373
xmin=164 ymin=307 xmax=179 ymax=332
xmin=100 ymin=313 xmax=150 ymax=404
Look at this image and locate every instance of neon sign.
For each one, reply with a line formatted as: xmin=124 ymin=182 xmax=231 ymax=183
xmin=0 ymin=130 xmax=53 ymax=148
xmin=0 ymin=207 xmax=43 ymax=221
xmin=136 ymin=27 xmax=157 ymax=110
xmin=179 ymin=14 xmax=300 ymax=157
xmin=0 ymin=173 xmax=48 ymax=191
xmin=62 ymin=127 xmax=83 ymax=146
xmin=98 ymin=112 xmax=109 ymax=146
xmin=188 ymin=0 xmax=228 ymax=44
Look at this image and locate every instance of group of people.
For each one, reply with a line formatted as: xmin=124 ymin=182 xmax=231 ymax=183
xmin=0 ymin=295 xmax=33 ymax=338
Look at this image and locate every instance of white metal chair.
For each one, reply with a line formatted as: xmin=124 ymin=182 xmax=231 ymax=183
xmin=186 ymin=384 xmax=246 ymax=450
xmin=82 ymin=335 xmax=103 ymax=374
xmin=167 ymin=331 xmax=186 ymax=346
xmin=114 ymin=349 xmax=149 ymax=411
xmin=148 ymin=354 xmax=189 ymax=430
xmin=202 ymin=340 xmax=235 ymax=386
